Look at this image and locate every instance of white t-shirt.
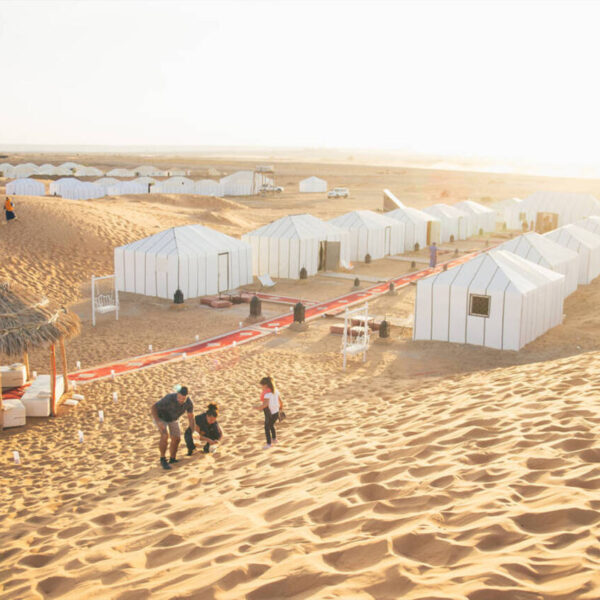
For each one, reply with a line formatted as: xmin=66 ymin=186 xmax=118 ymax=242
xmin=265 ymin=391 xmax=280 ymax=415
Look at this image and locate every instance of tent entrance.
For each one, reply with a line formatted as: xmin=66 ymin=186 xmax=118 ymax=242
xmin=535 ymin=212 xmax=558 ymax=233
xmin=426 ymin=221 xmax=432 ymax=245
xmin=384 ymin=226 xmax=391 ymax=255
xmin=319 ymin=241 xmax=341 ymax=271
xmin=217 ymin=252 xmax=230 ymax=292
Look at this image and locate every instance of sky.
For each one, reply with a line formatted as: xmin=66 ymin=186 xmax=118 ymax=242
xmin=1 ymin=0 xmax=600 ymax=173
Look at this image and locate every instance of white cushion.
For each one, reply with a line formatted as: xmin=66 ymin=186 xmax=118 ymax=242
xmin=1 ymin=363 xmax=27 ymax=389
xmin=3 ymin=399 xmax=26 ymax=428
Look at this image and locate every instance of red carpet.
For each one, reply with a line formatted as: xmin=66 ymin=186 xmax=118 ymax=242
xmin=70 ymin=251 xmax=481 ymax=385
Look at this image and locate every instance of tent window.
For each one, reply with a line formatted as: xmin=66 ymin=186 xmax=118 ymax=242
xmin=469 ymin=294 xmax=490 ymax=318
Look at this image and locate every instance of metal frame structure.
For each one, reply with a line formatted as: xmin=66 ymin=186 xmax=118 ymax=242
xmin=91 ymin=274 xmax=119 ymax=327
xmin=341 ymin=302 xmax=370 ymax=370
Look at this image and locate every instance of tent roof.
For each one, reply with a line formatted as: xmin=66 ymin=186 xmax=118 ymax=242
xmin=300 ymin=176 xmax=326 ymax=183
xmin=220 ymin=170 xmax=255 ymax=183
xmin=329 ymin=209 xmax=398 ymax=229
xmin=0 ymin=280 xmax=81 ymax=357
xmin=546 ymin=224 xmax=600 ymax=249
xmin=422 ymin=203 xmax=468 ymax=219
xmin=387 ymin=205 xmax=440 ymax=224
xmin=116 ymin=225 xmax=250 ymax=257
xmin=492 ymin=197 xmax=523 ymax=209
xmin=455 ymin=200 xmax=495 ymax=215
xmin=499 ymin=232 xmax=578 ymax=268
xmin=245 ymin=214 xmax=345 ymax=240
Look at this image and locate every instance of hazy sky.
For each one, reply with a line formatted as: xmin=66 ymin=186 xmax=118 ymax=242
xmin=1 ymin=0 xmax=599 ymax=167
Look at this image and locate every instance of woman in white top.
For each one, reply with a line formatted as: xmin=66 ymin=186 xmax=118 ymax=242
xmin=258 ymin=376 xmax=281 ymax=449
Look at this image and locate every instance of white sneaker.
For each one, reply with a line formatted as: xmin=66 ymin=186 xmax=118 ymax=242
xmin=262 ymin=444 xmax=272 ymax=450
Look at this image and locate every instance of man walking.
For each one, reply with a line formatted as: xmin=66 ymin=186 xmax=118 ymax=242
xmin=150 ymin=386 xmax=194 ymax=470
xmin=429 ymin=242 xmax=438 ymax=268
xmin=4 ymin=197 xmax=16 ymax=224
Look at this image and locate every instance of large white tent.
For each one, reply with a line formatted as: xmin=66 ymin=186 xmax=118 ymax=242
xmin=422 ymin=204 xmax=472 ymax=242
xmin=61 ymin=182 xmax=106 ymax=200
xmin=499 ymin=232 xmax=579 ymax=297
xmin=12 ymin=164 xmax=39 ymax=178
xmin=107 ymin=181 xmax=147 ymax=195
xmin=106 ymin=168 xmax=136 ymax=178
xmin=37 ymin=164 xmax=58 ymax=175
xmin=94 ymin=177 xmax=120 ymax=189
xmin=115 ymin=224 xmax=253 ymax=299
xmin=575 ymin=215 xmax=600 ymax=237
xmin=134 ymin=165 xmax=168 ymax=177
xmin=386 ymin=205 xmax=441 ymax=251
xmin=413 ymin=250 xmax=565 ymax=351
xmin=545 ymin=224 xmax=600 ymax=284
xmin=49 ymin=177 xmax=80 ymax=196
xmin=151 ymin=177 xmax=196 ymax=194
xmin=242 ymin=214 xmax=350 ymax=279
xmin=59 ymin=162 xmax=81 ymax=171
xmin=493 ymin=197 xmax=524 ymax=230
xmin=168 ymin=168 xmax=188 ymax=176
xmin=220 ymin=170 xmax=271 ymax=196
xmin=0 ymin=163 xmax=13 ymax=177
xmin=75 ymin=166 xmax=104 ymax=177
xmin=299 ymin=176 xmax=327 ymax=193
xmin=328 ymin=210 xmax=405 ymax=261
xmin=512 ymin=192 xmax=600 ymax=232
xmin=195 ymin=179 xmax=223 ymax=196
xmin=6 ymin=178 xmax=45 ymax=196
xmin=455 ymin=200 xmax=496 ymax=234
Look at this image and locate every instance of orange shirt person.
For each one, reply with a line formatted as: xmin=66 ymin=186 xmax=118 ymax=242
xmin=4 ymin=197 xmax=16 ymax=223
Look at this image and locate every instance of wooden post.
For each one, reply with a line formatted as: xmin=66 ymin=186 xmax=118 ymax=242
xmin=59 ymin=337 xmax=69 ymax=393
xmin=22 ymin=351 xmax=31 ymax=381
xmin=50 ymin=344 xmax=56 ymax=417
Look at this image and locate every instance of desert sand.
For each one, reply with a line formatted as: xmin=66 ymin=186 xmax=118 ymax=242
xmin=1 ymin=153 xmax=600 ymax=599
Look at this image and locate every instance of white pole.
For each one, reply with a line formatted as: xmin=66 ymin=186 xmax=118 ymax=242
xmin=115 ymin=284 xmax=119 ymax=322
xmin=91 ymin=276 xmax=96 ymax=327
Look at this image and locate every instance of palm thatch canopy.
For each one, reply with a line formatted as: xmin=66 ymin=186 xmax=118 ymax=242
xmin=0 ymin=280 xmax=81 ymax=357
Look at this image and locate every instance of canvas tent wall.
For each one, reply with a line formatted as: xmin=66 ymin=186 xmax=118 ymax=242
xmin=242 ymin=214 xmax=350 ymax=279
xmin=220 ymin=170 xmax=271 ymax=196
xmin=455 ymin=200 xmax=496 ymax=234
xmin=115 ymin=224 xmax=252 ymax=299
xmin=95 ymin=177 xmax=120 ymax=190
xmin=493 ymin=197 xmax=525 ymax=230
xmin=12 ymin=164 xmax=39 ymax=178
xmin=49 ymin=178 xmax=80 ymax=196
xmin=515 ymin=192 xmax=600 ymax=232
xmin=37 ymin=164 xmax=58 ymax=175
xmin=75 ymin=166 xmax=103 ymax=177
xmin=422 ymin=204 xmax=472 ymax=242
xmin=575 ymin=216 xmax=600 ymax=237
xmin=151 ymin=177 xmax=196 ymax=194
xmin=106 ymin=168 xmax=136 ymax=178
xmin=134 ymin=165 xmax=168 ymax=177
xmin=499 ymin=232 xmax=579 ymax=298
xmin=6 ymin=178 xmax=45 ymax=196
xmin=61 ymin=182 xmax=106 ymax=200
xmin=195 ymin=179 xmax=223 ymax=196
xmin=59 ymin=162 xmax=81 ymax=171
xmin=328 ymin=210 xmax=405 ymax=261
xmin=108 ymin=181 xmax=147 ymax=195
xmin=299 ymin=176 xmax=327 ymax=193
xmin=413 ymin=250 xmax=565 ymax=351
xmin=168 ymin=168 xmax=188 ymax=176
xmin=386 ymin=205 xmax=441 ymax=252
xmin=545 ymin=224 xmax=600 ymax=284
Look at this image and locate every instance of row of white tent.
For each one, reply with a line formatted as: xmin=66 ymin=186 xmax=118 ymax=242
xmin=413 ymin=216 xmax=600 ymax=351
xmin=0 ymin=162 xmax=189 ymax=179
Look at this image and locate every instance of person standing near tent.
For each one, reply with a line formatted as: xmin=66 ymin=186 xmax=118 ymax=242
xmin=257 ymin=376 xmax=283 ymax=449
xmin=4 ymin=197 xmax=16 ymax=223
xmin=429 ymin=242 xmax=438 ymax=268
xmin=150 ymin=385 xmax=194 ymax=470
xmin=184 ymin=402 xmax=223 ymax=455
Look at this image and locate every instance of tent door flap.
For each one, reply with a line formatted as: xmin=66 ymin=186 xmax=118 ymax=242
xmin=217 ymin=252 xmax=229 ymax=292
xmin=323 ymin=241 xmax=341 ymax=271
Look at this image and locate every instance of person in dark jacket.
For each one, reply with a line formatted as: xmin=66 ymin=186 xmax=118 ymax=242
xmin=150 ymin=386 xmax=194 ymax=470
xmin=185 ymin=402 xmax=223 ymax=455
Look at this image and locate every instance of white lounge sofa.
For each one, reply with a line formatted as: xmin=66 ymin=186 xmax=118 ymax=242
xmin=20 ymin=374 xmax=65 ymax=417
xmin=2 ymin=399 xmax=26 ymax=428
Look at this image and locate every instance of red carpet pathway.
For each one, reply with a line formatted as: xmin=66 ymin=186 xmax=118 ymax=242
xmin=69 ymin=252 xmax=478 ymax=385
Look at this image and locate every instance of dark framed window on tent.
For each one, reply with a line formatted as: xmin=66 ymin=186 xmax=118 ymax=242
xmin=469 ymin=294 xmax=491 ymax=318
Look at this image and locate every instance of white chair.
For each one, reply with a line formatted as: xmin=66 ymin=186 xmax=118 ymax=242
xmin=340 ymin=259 xmax=354 ymax=271
xmin=258 ymin=274 xmax=276 ymax=288
xmin=3 ymin=399 xmax=26 ymax=428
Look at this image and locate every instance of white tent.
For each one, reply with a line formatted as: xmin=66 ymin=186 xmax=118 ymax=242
xmin=37 ymin=163 xmax=58 ymax=175
xmin=134 ymin=165 xmax=168 ymax=177
xmin=575 ymin=216 xmax=600 ymax=237
xmin=195 ymin=179 xmax=223 ymax=196
xmin=151 ymin=177 xmax=196 ymax=194
xmin=299 ymin=176 xmax=327 ymax=193
xmin=61 ymin=182 xmax=106 ymax=200
xmin=545 ymin=224 xmax=600 ymax=284
xmin=12 ymin=164 xmax=39 ymax=178
xmin=0 ymin=163 xmax=13 ymax=177
xmin=220 ymin=170 xmax=270 ymax=196
xmin=94 ymin=177 xmax=120 ymax=189
xmin=107 ymin=181 xmax=147 ymax=195
xmin=59 ymin=162 xmax=81 ymax=171
xmin=492 ymin=197 xmax=524 ymax=230
xmin=106 ymin=168 xmax=136 ymax=178
xmin=6 ymin=178 xmax=45 ymax=196
xmin=514 ymin=192 xmax=600 ymax=231
xmin=115 ymin=224 xmax=253 ymax=299
xmin=413 ymin=250 xmax=565 ymax=351
xmin=328 ymin=210 xmax=405 ymax=261
xmin=422 ymin=204 xmax=472 ymax=242
xmin=168 ymin=168 xmax=188 ymax=176
xmin=49 ymin=177 xmax=80 ymax=196
xmin=386 ymin=205 xmax=441 ymax=252
xmin=499 ymin=232 xmax=579 ymax=297
xmin=74 ymin=166 xmax=104 ymax=177
xmin=242 ymin=214 xmax=351 ymax=279
xmin=455 ymin=200 xmax=496 ymax=234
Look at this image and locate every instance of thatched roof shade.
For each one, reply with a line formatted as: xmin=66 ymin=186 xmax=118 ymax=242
xmin=0 ymin=280 xmax=81 ymax=357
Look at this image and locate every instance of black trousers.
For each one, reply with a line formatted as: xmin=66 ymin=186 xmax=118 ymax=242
xmin=184 ymin=427 xmax=220 ymax=453
xmin=264 ymin=409 xmax=278 ymax=445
